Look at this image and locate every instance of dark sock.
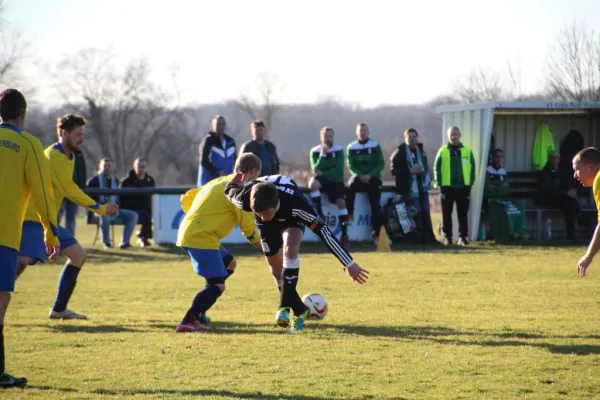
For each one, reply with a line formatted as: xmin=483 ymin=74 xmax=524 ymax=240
xmin=340 ymin=215 xmax=349 ymax=236
xmin=181 ymin=285 xmax=222 ymax=325
xmin=0 ymin=324 xmax=4 ymax=375
xmin=280 ymin=268 xmax=307 ymax=316
xmin=53 ymin=264 xmax=81 ymax=312
xmin=225 ymin=269 xmax=234 ymax=280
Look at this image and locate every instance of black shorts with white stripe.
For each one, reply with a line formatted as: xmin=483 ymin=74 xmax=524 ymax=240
xmin=256 ymin=221 xmax=306 ymax=257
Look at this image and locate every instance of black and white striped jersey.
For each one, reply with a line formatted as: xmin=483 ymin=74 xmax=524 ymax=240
xmin=224 ymin=174 xmax=355 ymax=267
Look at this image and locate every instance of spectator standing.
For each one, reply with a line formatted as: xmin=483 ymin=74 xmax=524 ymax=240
xmin=434 ymin=126 xmax=476 ymax=246
xmin=197 ymin=115 xmax=236 ymax=186
xmin=391 ymin=128 xmax=437 ymax=244
xmin=238 ymin=120 xmax=280 ymax=177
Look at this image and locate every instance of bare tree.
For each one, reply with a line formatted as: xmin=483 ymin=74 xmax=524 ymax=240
xmin=51 ymin=47 xmax=181 ymax=176
xmin=545 ymin=21 xmax=600 ymax=101
xmin=233 ymin=71 xmax=284 ymax=133
xmin=0 ymin=0 xmax=28 ymax=88
xmin=450 ymin=67 xmax=506 ymax=103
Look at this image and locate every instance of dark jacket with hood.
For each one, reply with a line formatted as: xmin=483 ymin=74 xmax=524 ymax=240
xmin=119 ymin=170 xmax=156 ymax=212
xmin=559 ymin=129 xmax=585 ymax=190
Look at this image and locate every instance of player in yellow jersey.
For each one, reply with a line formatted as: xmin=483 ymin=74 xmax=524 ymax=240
xmin=17 ymin=114 xmax=118 ymax=320
xmin=174 ymin=153 xmax=263 ymax=332
xmin=572 ymin=147 xmax=600 ymax=277
xmin=0 ymin=89 xmax=60 ymax=388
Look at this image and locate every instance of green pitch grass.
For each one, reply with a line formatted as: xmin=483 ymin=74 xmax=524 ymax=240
xmin=5 ymin=222 xmax=600 ymax=399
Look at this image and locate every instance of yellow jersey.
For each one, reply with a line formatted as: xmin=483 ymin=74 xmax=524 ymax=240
xmin=593 ymin=170 xmax=600 ymax=222
xmin=24 ymin=143 xmax=108 ymax=223
xmin=177 ymin=174 xmax=260 ymax=249
xmin=0 ymin=124 xmax=59 ymax=249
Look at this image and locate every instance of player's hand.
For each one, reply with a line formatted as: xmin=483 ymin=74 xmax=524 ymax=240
xmin=106 ymin=203 xmax=119 ymax=215
xmin=46 ymin=245 xmax=59 ymax=261
xmin=346 ymin=262 xmax=369 ymax=284
xmin=577 ymin=254 xmax=593 ymax=277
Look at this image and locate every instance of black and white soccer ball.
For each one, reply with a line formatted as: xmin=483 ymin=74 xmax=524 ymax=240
xmin=301 ymin=293 xmax=328 ymax=320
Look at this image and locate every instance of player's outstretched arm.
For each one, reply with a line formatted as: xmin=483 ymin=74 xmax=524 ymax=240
xmin=291 ymin=200 xmax=369 ymax=284
xmin=50 ymin=151 xmax=117 ymax=215
xmin=224 ymin=179 xmax=253 ymax=212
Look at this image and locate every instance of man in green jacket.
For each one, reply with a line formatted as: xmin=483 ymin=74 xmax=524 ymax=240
xmin=308 ymin=126 xmax=350 ymax=247
xmin=434 ymin=126 xmax=476 ymax=246
xmin=346 ymin=123 xmax=385 ymax=242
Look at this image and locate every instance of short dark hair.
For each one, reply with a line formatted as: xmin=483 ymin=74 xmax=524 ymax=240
xmin=235 ymin=152 xmax=262 ymax=174
xmin=0 ymin=89 xmax=27 ymax=120
xmin=494 ymin=148 xmax=504 ymax=155
xmin=574 ymin=147 xmax=600 ymax=166
xmin=403 ymin=128 xmax=418 ymax=138
xmin=134 ymin=157 xmax=147 ymax=166
xmin=250 ymin=182 xmax=279 ymax=212
xmin=56 ymin=114 xmax=86 ymax=137
xmin=251 ymin=120 xmax=265 ymax=129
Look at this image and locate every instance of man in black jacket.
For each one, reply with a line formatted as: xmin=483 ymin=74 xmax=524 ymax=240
xmin=238 ymin=120 xmax=280 ymax=177
xmin=537 ymin=151 xmax=581 ymax=239
xmin=120 ymin=157 xmax=156 ymax=247
xmin=58 ymin=150 xmax=87 ymax=235
xmin=390 ymin=128 xmax=436 ymax=244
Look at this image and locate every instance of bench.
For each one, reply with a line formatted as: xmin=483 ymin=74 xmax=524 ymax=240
xmin=495 ymin=171 xmax=595 ymax=239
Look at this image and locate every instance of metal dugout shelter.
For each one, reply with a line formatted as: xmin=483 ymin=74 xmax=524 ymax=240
xmin=435 ymin=101 xmax=600 ymax=241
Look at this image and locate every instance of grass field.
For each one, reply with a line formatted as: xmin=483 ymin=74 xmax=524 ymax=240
xmin=5 ymin=220 xmax=600 ymax=399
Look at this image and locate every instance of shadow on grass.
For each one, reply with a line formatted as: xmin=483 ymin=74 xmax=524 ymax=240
xmin=19 ymin=320 xmax=600 ymax=356
xmin=84 ymin=241 xmax=501 ymax=263
xmin=27 ymin=385 xmax=391 ymax=399
xmin=43 ymin=324 xmax=139 ymax=334
xmin=85 ymin=247 xmax=189 ymax=264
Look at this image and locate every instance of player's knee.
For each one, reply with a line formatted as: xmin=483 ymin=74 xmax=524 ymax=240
xmin=206 ymin=277 xmax=226 ymax=294
xmin=225 ymin=256 xmax=236 ymax=271
xmin=283 ymin=245 xmax=299 ymax=260
xmin=16 ymin=263 xmax=27 ymax=278
xmin=66 ymin=245 xmax=86 ymax=267
xmin=308 ymin=178 xmax=319 ymax=190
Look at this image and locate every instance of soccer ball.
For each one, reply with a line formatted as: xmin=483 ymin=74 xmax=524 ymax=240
xmin=302 ymin=293 xmax=328 ymax=320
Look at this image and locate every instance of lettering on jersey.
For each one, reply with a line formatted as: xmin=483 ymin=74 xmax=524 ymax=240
xmin=0 ymin=140 xmax=20 ymax=153
xmin=275 ymin=185 xmax=295 ymax=195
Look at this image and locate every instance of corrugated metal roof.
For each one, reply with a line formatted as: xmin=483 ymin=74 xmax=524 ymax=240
xmin=436 ymin=101 xmax=600 ymax=114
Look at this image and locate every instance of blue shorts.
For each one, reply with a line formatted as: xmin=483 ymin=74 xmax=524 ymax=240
xmin=183 ymin=246 xmax=232 ymax=279
xmin=19 ymin=222 xmax=79 ymax=265
xmin=0 ymin=245 xmax=18 ymax=292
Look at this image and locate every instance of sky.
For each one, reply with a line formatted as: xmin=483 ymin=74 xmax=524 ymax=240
xmin=4 ymin=0 xmax=600 ymax=108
